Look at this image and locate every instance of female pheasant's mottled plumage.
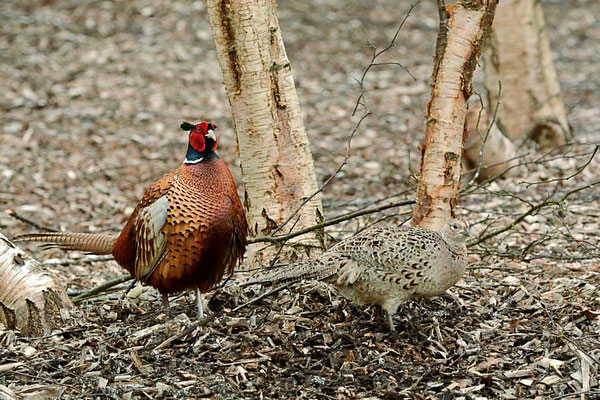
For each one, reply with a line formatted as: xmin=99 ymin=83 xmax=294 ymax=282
xmin=15 ymin=121 xmax=248 ymax=318
xmin=244 ymin=220 xmax=469 ymax=330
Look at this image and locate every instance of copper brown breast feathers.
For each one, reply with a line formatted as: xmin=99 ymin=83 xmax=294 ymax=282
xmin=15 ymin=121 xmax=248 ymax=319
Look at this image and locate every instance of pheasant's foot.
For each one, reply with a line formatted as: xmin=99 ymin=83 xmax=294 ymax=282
xmin=441 ymin=290 xmax=464 ymax=308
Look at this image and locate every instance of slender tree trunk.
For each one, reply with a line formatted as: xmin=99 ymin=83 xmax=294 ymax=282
xmin=483 ymin=0 xmax=570 ymax=149
xmin=205 ymin=0 xmax=324 ymax=265
xmin=413 ymin=0 xmax=497 ymax=230
xmin=0 ymin=233 xmax=72 ymax=336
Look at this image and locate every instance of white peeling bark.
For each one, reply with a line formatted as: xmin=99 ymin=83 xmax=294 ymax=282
xmin=483 ymin=0 xmax=570 ymax=149
xmin=0 ymin=233 xmax=72 ymax=336
xmin=205 ymin=0 xmax=324 ymax=265
xmin=413 ymin=1 xmax=497 ymax=230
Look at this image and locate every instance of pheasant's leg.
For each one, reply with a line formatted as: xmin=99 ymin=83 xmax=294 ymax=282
xmin=161 ymin=294 xmax=170 ymax=312
xmin=373 ymin=305 xmax=383 ymax=323
xmin=387 ymin=311 xmax=395 ymax=332
xmin=196 ymin=288 xmax=205 ymax=319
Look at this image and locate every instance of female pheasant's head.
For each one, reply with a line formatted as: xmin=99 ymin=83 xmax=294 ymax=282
xmin=180 ymin=121 xmax=218 ymax=164
xmin=441 ymin=219 xmax=470 ymax=247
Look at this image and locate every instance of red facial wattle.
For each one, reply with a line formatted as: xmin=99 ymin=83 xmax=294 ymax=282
xmin=189 ymin=131 xmax=206 ymax=152
xmin=185 ymin=121 xmax=218 ymax=154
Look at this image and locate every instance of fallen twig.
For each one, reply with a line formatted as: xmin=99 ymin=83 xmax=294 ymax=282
xmin=4 ymin=209 xmax=58 ymax=232
xmin=152 ymin=314 xmax=216 ymax=351
xmin=232 ymin=282 xmax=293 ymax=313
xmin=71 ymin=275 xmax=132 ymax=304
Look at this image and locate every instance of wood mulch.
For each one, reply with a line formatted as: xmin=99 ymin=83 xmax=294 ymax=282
xmin=1 ymin=0 xmax=598 ymax=398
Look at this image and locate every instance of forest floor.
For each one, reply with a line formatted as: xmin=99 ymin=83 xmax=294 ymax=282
xmin=1 ymin=0 xmax=599 ymax=399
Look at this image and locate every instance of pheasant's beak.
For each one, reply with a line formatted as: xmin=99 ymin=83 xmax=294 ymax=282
xmin=464 ymin=228 xmax=471 ymax=237
xmin=206 ymin=129 xmax=216 ymax=141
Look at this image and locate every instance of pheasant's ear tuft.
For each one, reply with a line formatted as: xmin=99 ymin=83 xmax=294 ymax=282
xmin=180 ymin=122 xmax=195 ymax=131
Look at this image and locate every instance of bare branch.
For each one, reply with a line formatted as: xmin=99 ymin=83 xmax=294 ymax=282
xmin=270 ymin=112 xmax=371 ymax=236
xmin=462 ymin=144 xmax=598 ymax=196
xmin=465 ymin=81 xmax=502 ymax=186
xmin=468 ymin=179 xmax=600 ymax=247
xmin=248 ymin=199 xmax=415 ymax=244
xmin=267 ymin=3 xmax=420 ymax=242
xmin=520 ymin=145 xmax=599 ymax=187
xmin=352 ymin=2 xmax=420 ymax=116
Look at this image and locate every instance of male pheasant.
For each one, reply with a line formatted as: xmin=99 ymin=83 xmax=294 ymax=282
xmin=15 ymin=121 xmax=248 ymax=318
xmin=243 ymin=220 xmax=469 ymax=330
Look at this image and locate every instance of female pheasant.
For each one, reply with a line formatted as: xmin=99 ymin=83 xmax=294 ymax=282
xmin=242 ymin=220 xmax=469 ymax=331
xmin=15 ymin=121 xmax=248 ymax=319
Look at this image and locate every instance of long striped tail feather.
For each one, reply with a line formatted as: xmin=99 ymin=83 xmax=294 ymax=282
xmin=13 ymin=232 xmax=118 ymax=255
xmin=241 ymin=259 xmax=335 ymax=287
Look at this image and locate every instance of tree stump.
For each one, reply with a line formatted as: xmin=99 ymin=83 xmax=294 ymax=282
xmin=0 ymin=233 xmax=72 ymax=336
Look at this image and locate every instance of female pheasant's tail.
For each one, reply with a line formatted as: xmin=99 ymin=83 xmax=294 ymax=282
xmin=241 ymin=256 xmax=338 ymax=287
xmin=13 ymin=232 xmax=118 ymax=255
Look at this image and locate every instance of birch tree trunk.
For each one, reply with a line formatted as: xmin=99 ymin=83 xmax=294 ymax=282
xmin=412 ymin=0 xmax=497 ymax=230
xmin=205 ymin=0 xmax=324 ymax=265
xmin=0 ymin=233 xmax=72 ymax=336
xmin=483 ymin=0 xmax=570 ymax=149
